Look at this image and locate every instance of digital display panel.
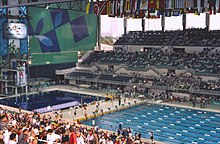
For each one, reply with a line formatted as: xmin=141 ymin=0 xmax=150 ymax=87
xmin=4 ymin=23 xmax=27 ymax=39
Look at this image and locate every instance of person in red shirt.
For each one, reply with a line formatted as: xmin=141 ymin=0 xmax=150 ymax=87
xmin=69 ymin=126 xmax=77 ymax=144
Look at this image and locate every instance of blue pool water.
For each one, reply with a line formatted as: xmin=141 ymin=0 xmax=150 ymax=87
xmin=82 ymin=103 xmax=220 ymax=144
xmin=0 ymin=91 xmax=100 ymax=113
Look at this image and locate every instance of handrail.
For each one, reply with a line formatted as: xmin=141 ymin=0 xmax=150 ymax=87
xmin=65 ymin=75 xmax=220 ymax=96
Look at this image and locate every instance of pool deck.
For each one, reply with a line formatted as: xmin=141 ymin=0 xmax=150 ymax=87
xmin=43 ymin=86 xmax=164 ymax=144
xmin=160 ymin=101 xmax=220 ymax=113
xmin=1 ymin=85 xmax=220 ymax=144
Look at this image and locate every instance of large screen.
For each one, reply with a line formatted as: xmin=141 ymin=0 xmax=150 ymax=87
xmin=4 ymin=23 xmax=27 ymax=39
xmin=28 ymin=7 xmax=97 ymax=66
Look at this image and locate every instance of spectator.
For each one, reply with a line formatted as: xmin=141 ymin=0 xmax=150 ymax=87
xmin=17 ymin=134 xmax=29 ymax=144
xmin=9 ymin=133 xmax=17 ymax=144
xmin=69 ymin=126 xmax=77 ymax=144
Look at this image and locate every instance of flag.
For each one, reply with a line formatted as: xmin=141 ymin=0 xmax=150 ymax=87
xmin=140 ymin=0 xmax=148 ymax=10
xmin=172 ymin=9 xmax=180 ymax=16
xmin=89 ymin=1 xmax=94 ymax=14
xmin=175 ymin=0 xmax=179 ymax=8
xmin=156 ymin=0 xmax=159 ymax=9
xmin=166 ymin=0 xmax=172 ymax=9
xmin=165 ymin=9 xmax=172 ymax=16
xmin=216 ymin=0 xmax=220 ymax=12
xmin=176 ymin=0 xmax=185 ymax=8
xmin=94 ymin=1 xmax=108 ymax=15
xmin=120 ymin=0 xmax=125 ymax=16
xmin=130 ymin=0 xmax=136 ymax=16
xmin=148 ymin=0 xmax=160 ymax=18
xmin=159 ymin=0 xmax=165 ymax=15
xmin=201 ymin=0 xmax=205 ymax=7
xmin=136 ymin=0 xmax=142 ymax=15
xmin=186 ymin=0 xmax=194 ymax=8
xmin=125 ymin=0 xmax=130 ymax=12
xmin=171 ymin=0 xmax=175 ymax=8
xmin=209 ymin=0 xmax=214 ymax=14
xmin=197 ymin=0 xmax=201 ymax=13
xmin=148 ymin=0 xmax=156 ymax=9
xmin=115 ymin=0 xmax=121 ymax=17
xmin=86 ymin=2 xmax=90 ymax=14
xmin=194 ymin=0 xmax=197 ymax=8
xmin=136 ymin=0 xmax=142 ymax=11
xmin=109 ymin=0 xmax=115 ymax=16
xmin=194 ymin=8 xmax=200 ymax=15
xmin=107 ymin=0 xmax=111 ymax=15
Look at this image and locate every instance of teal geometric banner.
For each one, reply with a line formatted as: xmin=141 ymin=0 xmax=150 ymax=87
xmin=28 ymin=7 xmax=97 ymax=66
xmin=20 ymin=6 xmax=28 ymax=55
xmin=0 ymin=8 xmax=8 ymax=56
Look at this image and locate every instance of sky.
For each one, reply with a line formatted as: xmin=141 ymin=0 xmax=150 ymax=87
xmin=101 ymin=13 xmax=220 ymax=37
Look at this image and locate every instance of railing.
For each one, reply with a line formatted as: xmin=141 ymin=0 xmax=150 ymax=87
xmin=65 ymin=74 xmax=220 ymax=96
xmin=55 ymin=67 xmax=76 ymax=75
xmin=169 ymin=30 xmax=180 ymax=46
xmin=79 ymin=50 xmax=93 ymax=61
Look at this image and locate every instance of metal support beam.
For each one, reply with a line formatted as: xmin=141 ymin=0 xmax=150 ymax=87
xmin=32 ymin=1 xmax=86 ymax=11
xmin=182 ymin=13 xmax=186 ymax=30
xmin=97 ymin=15 xmax=101 ymax=50
xmin=142 ymin=17 xmax=145 ymax=32
xmin=161 ymin=14 xmax=165 ymax=32
xmin=205 ymin=13 xmax=210 ymax=31
xmin=124 ymin=17 xmax=127 ymax=35
xmin=0 ymin=0 xmax=84 ymax=9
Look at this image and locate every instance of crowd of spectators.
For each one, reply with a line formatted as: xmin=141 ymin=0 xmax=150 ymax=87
xmin=80 ymin=48 xmax=220 ymax=74
xmin=114 ymin=29 xmax=220 ymax=47
xmin=114 ymin=31 xmax=176 ymax=46
xmin=173 ymin=29 xmax=220 ymax=46
xmin=0 ymin=107 xmax=153 ymax=144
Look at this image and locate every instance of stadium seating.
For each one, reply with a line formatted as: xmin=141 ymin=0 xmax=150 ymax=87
xmin=114 ymin=30 xmax=177 ymax=46
xmin=81 ymin=50 xmax=220 ymax=75
xmin=68 ymin=71 xmax=95 ymax=79
xmin=173 ymin=29 xmax=220 ymax=46
xmin=114 ymin=29 xmax=220 ymax=47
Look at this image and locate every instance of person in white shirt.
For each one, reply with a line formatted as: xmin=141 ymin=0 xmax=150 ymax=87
xmin=99 ymin=136 xmax=106 ymax=144
xmin=76 ymin=131 xmax=85 ymax=144
xmin=8 ymin=133 xmax=17 ymax=144
xmin=106 ymin=138 xmax=113 ymax=144
xmin=46 ymin=129 xmax=60 ymax=143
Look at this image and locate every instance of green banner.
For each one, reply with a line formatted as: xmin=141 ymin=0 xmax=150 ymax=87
xmin=28 ymin=7 xmax=97 ymax=65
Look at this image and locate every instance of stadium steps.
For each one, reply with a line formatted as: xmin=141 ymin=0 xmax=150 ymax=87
xmin=169 ymin=30 xmax=180 ymax=46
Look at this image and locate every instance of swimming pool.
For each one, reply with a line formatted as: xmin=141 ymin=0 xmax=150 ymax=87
xmin=82 ymin=103 xmax=220 ymax=144
xmin=0 ymin=91 xmax=100 ymax=113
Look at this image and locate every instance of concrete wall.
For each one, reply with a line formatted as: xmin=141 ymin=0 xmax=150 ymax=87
xmin=157 ymin=68 xmax=168 ymax=74
xmin=201 ymin=76 xmax=218 ymax=82
xmin=69 ymin=80 xmax=76 ymax=85
xmin=115 ymin=68 xmax=160 ymax=78
xmin=171 ymin=92 xmax=190 ymax=100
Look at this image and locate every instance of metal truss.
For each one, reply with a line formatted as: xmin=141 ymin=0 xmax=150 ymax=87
xmin=0 ymin=0 xmax=87 ymax=11
xmin=33 ymin=0 xmax=87 ymax=11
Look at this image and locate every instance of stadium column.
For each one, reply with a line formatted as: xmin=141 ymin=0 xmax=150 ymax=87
xmin=142 ymin=17 xmax=145 ymax=32
xmin=161 ymin=14 xmax=165 ymax=32
xmin=8 ymin=0 xmax=20 ymax=95
xmin=182 ymin=13 xmax=186 ymax=30
xmin=97 ymin=14 xmax=101 ymax=50
xmin=205 ymin=13 xmax=210 ymax=31
xmin=124 ymin=17 xmax=127 ymax=34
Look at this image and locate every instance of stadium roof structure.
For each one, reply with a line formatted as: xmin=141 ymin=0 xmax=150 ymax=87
xmin=0 ymin=0 xmax=87 ymax=11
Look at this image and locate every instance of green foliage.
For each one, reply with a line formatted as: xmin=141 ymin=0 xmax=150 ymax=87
xmin=100 ymin=36 xmax=114 ymax=46
xmin=9 ymin=40 xmax=18 ymax=55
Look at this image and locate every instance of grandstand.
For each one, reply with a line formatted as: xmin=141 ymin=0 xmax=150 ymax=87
xmin=64 ymin=28 xmax=220 ymax=98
